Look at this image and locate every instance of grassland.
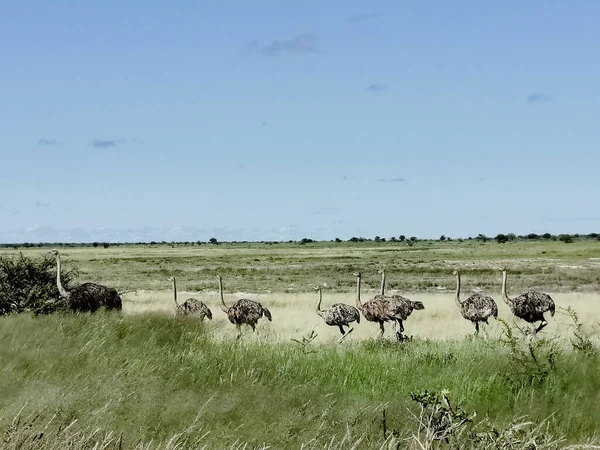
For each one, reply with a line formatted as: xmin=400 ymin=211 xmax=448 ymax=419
xmin=1 ymin=240 xmax=600 ymax=449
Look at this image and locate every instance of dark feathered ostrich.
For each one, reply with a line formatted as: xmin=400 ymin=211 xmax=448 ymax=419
xmin=453 ymin=270 xmax=498 ymax=333
xmin=372 ymin=269 xmax=425 ymax=340
xmin=499 ymin=266 xmax=555 ymax=333
xmin=169 ymin=276 xmax=212 ymax=320
xmin=217 ymin=275 xmax=272 ymax=337
xmin=314 ymin=285 xmax=360 ymax=343
xmin=354 ymin=271 xmax=389 ymax=337
xmin=52 ymin=249 xmax=122 ymax=312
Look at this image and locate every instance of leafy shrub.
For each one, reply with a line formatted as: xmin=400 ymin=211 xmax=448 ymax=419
xmin=0 ymin=252 xmax=76 ymax=316
xmin=558 ymin=234 xmax=574 ymax=243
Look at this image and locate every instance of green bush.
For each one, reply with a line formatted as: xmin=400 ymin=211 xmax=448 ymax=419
xmin=0 ymin=252 xmax=76 ymax=316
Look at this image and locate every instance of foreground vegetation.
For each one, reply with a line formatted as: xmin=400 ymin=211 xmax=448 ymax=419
xmin=1 ymin=239 xmax=599 ymax=294
xmin=1 ymin=312 xmax=600 ymax=448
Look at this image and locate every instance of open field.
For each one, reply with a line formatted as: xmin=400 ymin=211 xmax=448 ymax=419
xmin=2 ymin=239 xmax=600 ymax=294
xmin=1 ymin=240 xmax=600 ymax=448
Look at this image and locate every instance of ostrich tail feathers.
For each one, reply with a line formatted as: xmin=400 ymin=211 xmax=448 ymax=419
xmin=262 ymin=307 xmax=272 ymax=321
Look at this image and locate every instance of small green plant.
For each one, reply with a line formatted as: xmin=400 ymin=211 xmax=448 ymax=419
xmin=561 ymin=305 xmax=598 ymax=356
xmin=496 ymin=318 xmax=558 ymax=387
xmin=409 ymin=389 xmax=475 ymax=447
xmin=290 ymin=328 xmax=318 ymax=354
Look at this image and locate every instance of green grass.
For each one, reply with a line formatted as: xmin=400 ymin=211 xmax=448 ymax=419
xmin=2 ymin=239 xmax=599 ymax=294
xmin=1 ymin=312 xmax=600 ymax=448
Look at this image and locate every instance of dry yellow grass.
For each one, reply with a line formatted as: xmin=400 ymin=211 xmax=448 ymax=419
xmin=123 ymin=287 xmax=600 ymax=343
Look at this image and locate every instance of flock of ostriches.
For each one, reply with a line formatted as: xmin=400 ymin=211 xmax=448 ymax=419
xmin=51 ymin=249 xmax=556 ymax=342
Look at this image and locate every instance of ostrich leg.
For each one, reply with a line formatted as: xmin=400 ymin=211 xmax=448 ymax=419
xmin=535 ymin=319 xmax=548 ymax=333
xmin=338 ymin=327 xmax=354 ymax=343
xmin=379 ymin=321 xmax=385 ymax=337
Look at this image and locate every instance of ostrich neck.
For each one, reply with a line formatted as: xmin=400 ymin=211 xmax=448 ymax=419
xmin=501 ymin=271 xmax=512 ymax=305
xmin=55 ymin=254 xmax=70 ymax=299
xmin=454 ymin=273 xmax=463 ymax=307
xmin=380 ymin=272 xmax=386 ymax=296
xmin=172 ymin=279 xmax=179 ymax=308
xmin=219 ymin=278 xmax=228 ymax=311
xmin=355 ymin=276 xmax=362 ymax=309
xmin=316 ymin=289 xmax=324 ymax=316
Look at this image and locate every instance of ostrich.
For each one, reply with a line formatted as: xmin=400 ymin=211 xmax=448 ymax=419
xmin=499 ymin=267 xmax=555 ymax=333
xmin=217 ymin=275 xmax=272 ymax=337
xmin=369 ymin=270 xmax=425 ymax=340
xmin=314 ymin=285 xmax=360 ymax=343
xmin=51 ymin=249 xmax=122 ymax=312
xmin=354 ymin=271 xmax=389 ymax=337
xmin=452 ymin=270 xmax=498 ymax=333
xmin=168 ymin=276 xmax=212 ymax=320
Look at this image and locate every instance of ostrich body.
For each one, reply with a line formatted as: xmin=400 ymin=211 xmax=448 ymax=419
xmin=315 ymin=286 xmax=360 ymax=343
xmin=217 ymin=275 xmax=272 ymax=337
xmin=372 ymin=270 xmax=424 ymax=340
xmin=500 ymin=267 xmax=555 ymax=333
xmin=169 ymin=276 xmax=212 ymax=320
xmin=52 ymin=249 xmax=122 ymax=312
xmin=355 ymin=271 xmax=424 ymax=340
xmin=453 ymin=270 xmax=497 ymax=333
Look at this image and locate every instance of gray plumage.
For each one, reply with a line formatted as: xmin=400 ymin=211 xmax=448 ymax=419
xmin=453 ymin=270 xmax=498 ymax=333
xmin=315 ymin=286 xmax=360 ymax=341
xmin=169 ymin=276 xmax=212 ymax=320
xmin=500 ymin=267 xmax=555 ymax=333
xmin=52 ymin=249 xmax=122 ymax=312
xmin=217 ymin=276 xmax=271 ymax=336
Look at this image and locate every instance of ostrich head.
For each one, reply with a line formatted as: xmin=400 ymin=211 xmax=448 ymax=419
xmin=497 ymin=266 xmax=506 ymax=272
xmin=168 ymin=276 xmax=174 ymax=282
xmin=353 ymin=271 xmax=361 ymax=277
xmin=50 ymin=249 xmax=59 ymax=255
xmin=452 ymin=270 xmax=459 ymax=276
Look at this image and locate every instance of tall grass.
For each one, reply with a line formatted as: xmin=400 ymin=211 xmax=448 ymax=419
xmin=1 ymin=312 xmax=600 ymax=448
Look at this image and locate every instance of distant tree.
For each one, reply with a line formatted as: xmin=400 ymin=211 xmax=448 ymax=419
xmin=92 ymin=242 xmax=99 ymax=248
xmin=507 ymin=233 xmax=517 ymax=241
xmin=526 ymin=233 xmax=539 ymax=240
xmin=103 ymin=243 xmax=110 ymax=249
xmin=300 ymin=238 xmax=314 ymax=244
xmin=495 ymin=234 xmax=509 ymax=244
xmin=558 ymin=234 xmax=574 ymax=244
xmin=349 ymin=237 xmax=360 ymax=243
xmin=398 ymin=235 xmax=406 ymax=242
xmin=209 ymin=237 xmax=218 ymax=245
xmin=439 ymin=235 xmax=446 ymax=241
xmin=541 ymin=233 xmax=552 ymax=240
xmin=390 ymin=236 xmax=397 ymax=242
xmin=374 ymin=236 xmax=382 ymax=242
xmin=410 ymin=236 xmax=417 ymax=242
xmin=476 ymin=234 xmax=489 ymax=242
xmin=335 ymin=237 xmax=342 ymax=243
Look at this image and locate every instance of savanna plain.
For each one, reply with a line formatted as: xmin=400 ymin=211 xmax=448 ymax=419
xmin=1 ymin=239 xmax=600 ymax=449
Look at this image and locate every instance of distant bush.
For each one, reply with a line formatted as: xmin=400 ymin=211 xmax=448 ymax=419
xmin=0 ymin=252 xmax=75 ymax=316
xmin=495 ymin=234 xmax=509 ymax=244
xmin=558 ymin=234 xmax=574 ymax=244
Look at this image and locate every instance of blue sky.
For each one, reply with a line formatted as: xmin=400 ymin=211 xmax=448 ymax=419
xmin=1 ymin=1 xmax=599 ymax=242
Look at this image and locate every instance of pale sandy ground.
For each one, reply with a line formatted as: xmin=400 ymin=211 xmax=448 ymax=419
xmin=122 ymin=288 xmax=600 ymax=343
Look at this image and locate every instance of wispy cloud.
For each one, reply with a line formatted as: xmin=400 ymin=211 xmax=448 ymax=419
xmin=379 ymin=177 xmax=405 ymax=183
xmin=312 ymin=208 xmax=338 ymax=216
xmin=347 ymin=13 xmax=380 ymax=23
xmin=244 ymin=34 xmax=319 ymax=56
xmin=367 ymin=83 xmax=389 ymax=93
xmin=37 ymin=138 xmax=63 ymax=146
xmin=526 ymin=93 xmax=552 ymax=103
xmin=35 ymin=201 xmax=50 ymax=207
xmin=342 ymin=175 xmax=353 ymax=180
xmin=90 ymin=139 xmax=125 ymax=148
